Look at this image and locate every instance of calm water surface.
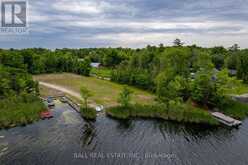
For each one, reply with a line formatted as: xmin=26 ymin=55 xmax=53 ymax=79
xmin=1 ymin=102 xmax=248 ymax=165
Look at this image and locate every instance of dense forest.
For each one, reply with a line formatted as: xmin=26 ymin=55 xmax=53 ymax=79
xmin=0 ymin=64 xmax=44 ymax=128
xmin=0 ymin=49 xmax=91 ymax=76
xmin=1 ymin=40 xmax=248 ymax=126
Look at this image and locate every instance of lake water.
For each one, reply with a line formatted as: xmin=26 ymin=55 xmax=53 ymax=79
xmin=1 ymin=103 xmax=248 ymax=165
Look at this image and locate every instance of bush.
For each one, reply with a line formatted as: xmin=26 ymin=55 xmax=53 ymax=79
xmin=118 ymin=86 xmax=132 ymax=108
xmin=183 ymin=104 xmax=218 ymax=124
xmin=221 ymin=98 xmax=248 ymax=119
xmin=0 ymin=94 xmax=45 ymax=129
xmin=237 ymin=50 xmax=248 ymax=83
xmin=106 ymin=102 xmax=219 ymax=125
xmin=80 ymin=107 xmax=96 ymax=120
xmin=105 ymin=106 xmax=130 ymax=119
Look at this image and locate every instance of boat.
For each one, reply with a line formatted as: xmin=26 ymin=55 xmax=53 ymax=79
xmin=96 ymin=105 xmax=104 ymax=112
xmin=47 ymin=96 xmax=55 ymax=107
xmin=40 ymin=111 xmax=53 ymax=120
xmin=59 ymin=96 xmax=68 ymax=103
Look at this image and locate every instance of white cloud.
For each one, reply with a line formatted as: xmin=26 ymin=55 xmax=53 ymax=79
xmin=50 ymin=0 xmax=136 ymax=16
xmin=52 ymin=1 xmax=102 ymax=14
xmin=3 ymin=0 xmax=248 ymax=48
xmin=57 ymin=19 xmax=247 ymax=34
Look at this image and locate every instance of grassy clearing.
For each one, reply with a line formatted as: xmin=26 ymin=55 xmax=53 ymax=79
xmin=221 ymin=99 xmax=248 ymax=119
xmin=225 ymin=83 xmax=248 ymax=95
xmin=34 ymin=73 xmax=155 ymax=107
xmin=106 ymin=103 xmax=219 ymax=125
xmin=39 ymin=84 xmax=84 ymax=107
xmin=39 ymin=85 xmax=61 ymax=98
xmin=0 ymin=94 xmax=46 ymax=129
xmin=90 ymin=67 xmax=112 ymax=78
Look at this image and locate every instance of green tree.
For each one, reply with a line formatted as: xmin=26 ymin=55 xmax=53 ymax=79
xmin=229 ymin=44 xmax=240 ymax=52
xmin=190 ymin=69 xmax=215 ymax=106
xmin=80 ymin=86 xmax=92 ymax=109
xmin=173 ymin=38 xmax=184 ymax=47
xmin=227 ymin=52 xmax=238 ymax=70
xmin=190 ymin=52 xmax=216 ymax=106
xmin=155 ymin=68 xmax=175 ymax=102
xmin=156 ymin=71 xmax=189 ymax=103
xmin=77 ymin=57 xmax=91 ymax=76
xmin=165 ymin=48 xmax=191 ymax=78
xmin=215 ymin=69 xmax=241 ymax=103
xmin=211 ymin=46 xmax=227 ymax=55
xmin=193 ymin=51 xmax=214 ymax=71
xmin=102 ymin=49 xmax=122 ymax=67
xmin=237 ymin=50 xmax=248 ymax=83
xmin=118 ymin=86 xmax=133 ymax=107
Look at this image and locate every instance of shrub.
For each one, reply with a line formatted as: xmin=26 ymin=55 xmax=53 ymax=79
xmin=221 ymin=98 xmax=248 ymax=119
xmin=80 ymin=107 xmax=96 ymax=120
xmin=106 ymin=106 xmax=130 ymax=119
xmin=106 ymin=102 xmax=218 ymax=125
xmin=118 ymin=86 xmax=133 ymax=108
xmin=0 ymin=94 xmax=45 ymax=129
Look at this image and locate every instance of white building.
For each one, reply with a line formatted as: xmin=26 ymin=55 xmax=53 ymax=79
xmin=90 ymin=63 xmax=101 ymax=68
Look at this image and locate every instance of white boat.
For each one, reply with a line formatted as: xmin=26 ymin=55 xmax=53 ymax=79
xmin=95 ymin=105 xmax=104 ymax=112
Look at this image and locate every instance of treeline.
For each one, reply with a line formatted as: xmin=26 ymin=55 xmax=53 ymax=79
xmin=111 ymin=44 xmax=248 ymax=90
xmin=2 ymin=45 xmax=247 ymax=84
xmin=54 ymin=47 xmax=132 ymax=68
xmin=0 ymin=48 xmax=91 ymax=76
xmin=0 ymin=65 xmax=38 ymax=99
xmin=109 ymin=42 xmax=248 ymax=115
xmin=51 ymin=44 xmax=248 ymax=85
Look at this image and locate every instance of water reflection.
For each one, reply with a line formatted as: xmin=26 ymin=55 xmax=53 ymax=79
xmin=0 ymin=139 xmax=8 ymax=157
xmin=80 ymin=122 xmax=97 ymax=150
xmin=0 ymin=103 xmax=248 ymax=165
xmin=153 ymin=120 xmax=239 ymax=143
xmin=116 ymin=119 xmax=134 ymax=130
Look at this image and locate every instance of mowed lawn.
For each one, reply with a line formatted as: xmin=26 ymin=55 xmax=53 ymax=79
xmin=34 ymin=73 xmax=155 ymax=107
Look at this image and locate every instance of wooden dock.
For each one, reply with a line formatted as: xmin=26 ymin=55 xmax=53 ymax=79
xmin=41 ymin=95 xmax=81 ymax=113
xmin=62 ymin=96 xmax=81 ymax=113
xmin=211 ymin=112 xmax=242 ymax=127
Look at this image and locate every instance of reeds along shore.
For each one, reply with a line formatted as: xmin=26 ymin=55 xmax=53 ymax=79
xmin=106 ymin=103 xmax=219 ymax=125
xmin=0 ymin=94 xmax=45 ymax=129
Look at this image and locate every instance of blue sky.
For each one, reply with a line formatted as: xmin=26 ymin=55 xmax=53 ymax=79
xmin=1 ymin=0 xmax=248 ymax=48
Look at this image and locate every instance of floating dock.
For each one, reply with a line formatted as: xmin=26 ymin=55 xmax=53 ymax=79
xmin=41 ymin=95 xmax=81 ymax=113
xmin=211 ymin=112 xmax=242 ymax=127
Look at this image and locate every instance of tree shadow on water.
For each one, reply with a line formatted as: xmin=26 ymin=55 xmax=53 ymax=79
xmin=80 ymin=122 xmax=97 ymax=150
xmin=155 ymin=120 xmax=239 ymax=142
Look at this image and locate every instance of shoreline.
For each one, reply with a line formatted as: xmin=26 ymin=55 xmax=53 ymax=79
xmin=106 ymin=104 xmax=219 ymax=126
